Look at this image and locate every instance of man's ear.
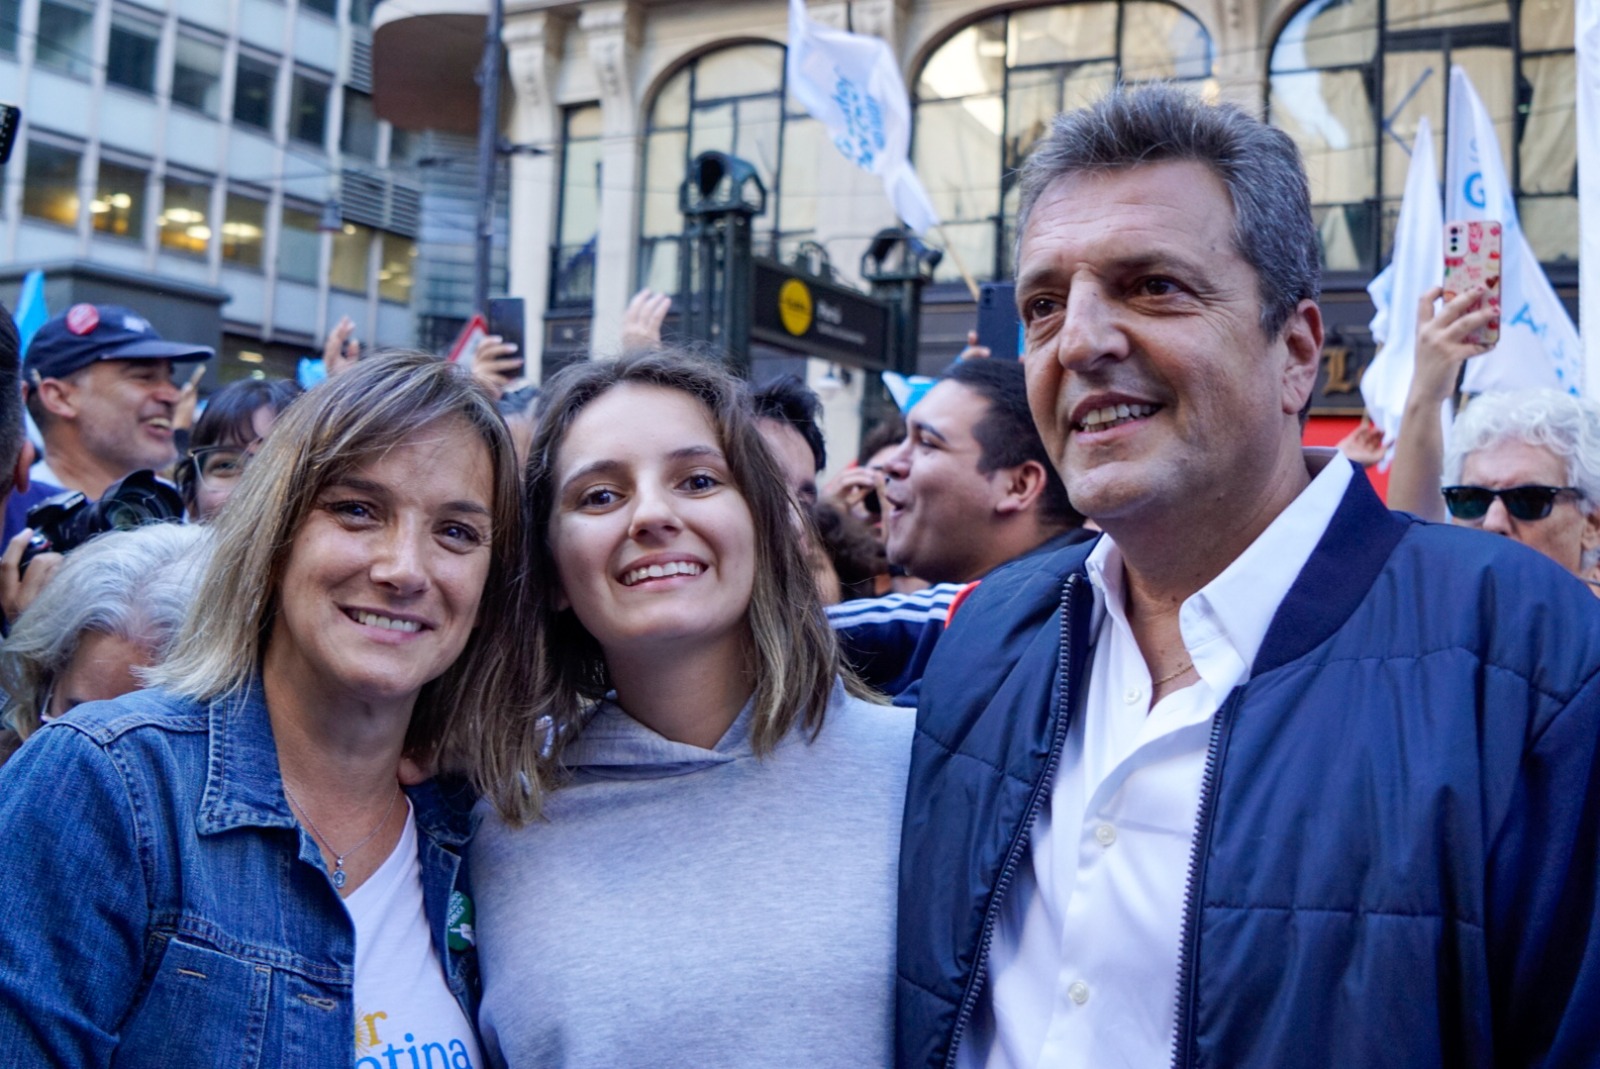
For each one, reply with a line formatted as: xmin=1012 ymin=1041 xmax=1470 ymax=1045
xmin=8 ymin=438 xmax=33 ymax=496
xmin=1280 ymin=299 xmax=1324 ymax=417
xmin=994 ymin=460 xmax=1049 ymax=517
xmin=34 ymin=377 xmax=78 ymax=421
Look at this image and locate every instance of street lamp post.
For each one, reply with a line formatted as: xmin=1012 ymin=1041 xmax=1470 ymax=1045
xmin=472 ymin=0 xmax=504 ymax=316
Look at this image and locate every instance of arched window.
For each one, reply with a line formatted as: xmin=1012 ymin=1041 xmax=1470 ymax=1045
xmin=913 ymin=2 xmax=1213 ymax=283
xmin=1268 ymin=0 xmax=1576 ymax=274
xmin=637 ymin=42 xmax=822 ymax=292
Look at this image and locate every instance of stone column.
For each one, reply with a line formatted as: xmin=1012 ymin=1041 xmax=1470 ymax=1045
xmin=582 ymin=0 xmax=642 ymax=355
xmin=503 ymin=8 xmax=567 ymax=379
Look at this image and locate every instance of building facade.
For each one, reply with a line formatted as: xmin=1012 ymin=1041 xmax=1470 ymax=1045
xmin=0 ymin=0 xmax=443 ymax=384
xmin=374 ymin=0 xmax=1579 ymax=437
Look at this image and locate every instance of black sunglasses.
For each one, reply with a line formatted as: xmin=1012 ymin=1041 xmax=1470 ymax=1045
xmin=1440 ymin=484 xmax=1582 ymax=522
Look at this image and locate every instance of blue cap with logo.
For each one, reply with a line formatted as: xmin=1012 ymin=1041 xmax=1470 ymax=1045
xmin=24 ymin=303 xmax=214 ymax=381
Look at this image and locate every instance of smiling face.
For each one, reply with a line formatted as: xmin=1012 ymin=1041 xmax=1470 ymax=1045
xmin=1015 ymin=161 xmax=1320 ymax=540
xmin=548 ymin=383 xmax=757 ymax=675
xmin=68 ymin=358 xmax=182 ymax=474
xmin=263 ymin=417 xmax=495 ymax=715
xmin=879 ymin=380 xmax=1009 ymax=584
xmin=1457 ymin=439 xmax=1600 ymax=576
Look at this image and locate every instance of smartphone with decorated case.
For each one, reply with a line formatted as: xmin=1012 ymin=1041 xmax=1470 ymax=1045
xmin=1443 ymin=220 xmax=1502 ymax=347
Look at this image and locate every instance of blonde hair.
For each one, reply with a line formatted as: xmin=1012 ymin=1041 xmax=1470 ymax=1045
xmin=152 ymin=351 xmax=538 ymax=770
xmin=470 ymin=350 xmax=862 ymax=825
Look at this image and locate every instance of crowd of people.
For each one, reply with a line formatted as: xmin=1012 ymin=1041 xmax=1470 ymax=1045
xmin=0 ymin=82 xmax=1596 ymax=1069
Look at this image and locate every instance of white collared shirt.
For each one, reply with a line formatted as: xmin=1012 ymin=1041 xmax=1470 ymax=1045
xmin=962 ymin=451 xmax=1354 ymax=1069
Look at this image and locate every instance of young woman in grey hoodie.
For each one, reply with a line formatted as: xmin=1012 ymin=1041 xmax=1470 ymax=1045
xmin=465 ymin=350 xmax=913 ymax=1069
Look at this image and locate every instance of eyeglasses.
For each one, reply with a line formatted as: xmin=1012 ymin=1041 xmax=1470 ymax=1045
xmin=1440 ymin=484 xmax=1582 ymax=522
xmin=188 ymin=446 xmax=252 ymax=490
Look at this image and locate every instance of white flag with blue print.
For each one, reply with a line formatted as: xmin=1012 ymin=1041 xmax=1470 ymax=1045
xmin=786 ymin=0 xmax=941 ymax=233
xmin=1360 ymin=117 xmax=1444 ymax=452
xmin=1445 ymin=65 xmax=1582 ymax=396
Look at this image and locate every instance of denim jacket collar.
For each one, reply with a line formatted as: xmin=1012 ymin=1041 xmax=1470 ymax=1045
xmin=196 ymin=679 xmax=298 ymax=837
xmin=192 ymin=678 xmax=478 ymax=847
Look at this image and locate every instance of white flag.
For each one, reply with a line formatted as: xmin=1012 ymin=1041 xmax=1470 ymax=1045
xmin=1445 ymin=65 xmax=1583 ymax=396
xmin=1578 ymin=0 xmax=1600 ymax=391
xmin=1360 ymin=117 xmax=1444 ymax=452
xmin=786 ymin=0 xmax=941 ymax=233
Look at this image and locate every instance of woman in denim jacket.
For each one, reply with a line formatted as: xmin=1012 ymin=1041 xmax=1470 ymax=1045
xmin=0 ymin=351 xmax=536 ymax=1068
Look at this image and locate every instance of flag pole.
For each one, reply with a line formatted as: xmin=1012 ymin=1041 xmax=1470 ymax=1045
xmin=935 ymin=224 xmax=982 ymax=302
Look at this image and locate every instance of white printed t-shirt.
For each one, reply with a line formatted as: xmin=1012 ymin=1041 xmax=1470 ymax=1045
xmin=347 ymin=800 xmax=481 ymax=1069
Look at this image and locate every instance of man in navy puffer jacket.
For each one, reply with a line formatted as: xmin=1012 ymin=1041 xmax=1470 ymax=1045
xmin=896 ymin=86 xmax=1600 ymax=1069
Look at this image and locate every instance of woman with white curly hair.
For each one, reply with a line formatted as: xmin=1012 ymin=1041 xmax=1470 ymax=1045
xmin=1441 ymin=388 xmax=1600 ymax=590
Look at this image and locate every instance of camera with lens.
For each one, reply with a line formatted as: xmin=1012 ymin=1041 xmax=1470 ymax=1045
xmin=19 ymin=470 xmax=185 ymax=573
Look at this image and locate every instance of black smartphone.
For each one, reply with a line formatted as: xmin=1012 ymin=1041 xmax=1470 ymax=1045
xmin=976 ymin=282 xmax=1022 ymax=360
xmin=0 ymin=105 xmax=20 ymax=166
xmin=486 ymin=297 xmax=526 ymax=376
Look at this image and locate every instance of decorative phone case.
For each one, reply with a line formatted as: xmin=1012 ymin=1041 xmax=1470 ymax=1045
xmin=1443 ymin=220 xmax=1502 ymax=347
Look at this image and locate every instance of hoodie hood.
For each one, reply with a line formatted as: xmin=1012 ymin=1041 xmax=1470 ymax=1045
xmin=561 ymin=695 xmax=757 ymax=780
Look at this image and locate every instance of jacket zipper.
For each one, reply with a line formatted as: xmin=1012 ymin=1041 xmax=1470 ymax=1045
xmin=942 ymin=574 xmax=1084 ymax=1069
xmin=1168 ymin=688 xmax=1240 ymax=1069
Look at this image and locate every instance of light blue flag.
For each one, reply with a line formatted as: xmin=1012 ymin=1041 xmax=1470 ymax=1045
xmin=13 ymin=269 xmax=46 ymax=351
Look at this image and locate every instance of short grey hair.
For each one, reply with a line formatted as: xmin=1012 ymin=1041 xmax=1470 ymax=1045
xmin=1445 ymin=389 xmax=1600 ymax=569
xmin=0 ymin=523 xmax=212 ymax=740
xmin=1014 ymin=84 xmax=1321 ymax=336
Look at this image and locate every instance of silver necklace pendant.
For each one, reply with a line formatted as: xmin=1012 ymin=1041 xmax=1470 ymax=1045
xmin=332 ymin=863 xmax=347 ymax=889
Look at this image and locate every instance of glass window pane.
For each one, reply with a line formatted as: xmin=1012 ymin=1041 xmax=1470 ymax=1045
xmin=693 ymin=44 xmax=782 ymax=99
xmin=558 ymin=128 xmax=602 ymax=249
xmin=642 ymin=129 xmax=688 ymax=238
xmin=777 ymin=116 xmax=823 ymax=235
xmin=160 ymin=177 xmax=212 ymax=255
xmin=915 ymin=96 xmax=1001 ymax=222
xmin=1520 ymin=53 xmax=1575 ymax=196
xmin=329 ymin=221 xmax=371 ymax=292
xmin=1521 ymin=0 xmax=1573 ymax=51
xmin=301 ymin=0 xmax=335 ymax=16
xmin=1120 ymin=3 xmax=1210 ymax=80
xmin=1388 ymin=0 xmax=1509 ymax=32
xmin=917 ymin=17 xmax=1005 ymax=100
xmin=222 ymin=193 xmax=266 ymax=268
xmin=234 ymin=54 xmax=277 ymax=131
xmin=92 ymin=159 xmax=145 ymax=239
xmin=1009 ymin=4 xmax=1115 ymax=68
xmin=378 ymin=232 xmax=415 ymax=302
xmin=22 ymin=141 xmax=81 ymax=227
xmin=1520 ymin=195 xmax=1578 ymax=262
xmin=173 ymin=32 xmax=225 ymax=117
xmin=638 ymin=237 xmax=679 ymax=294
xmin=731 ymin=96 xmax=782 ymax=198
xmin=36 ymin=0 xmax=94 ymax=78
xmin=1270 ymin=0 xmax=1378 ymax=72
xmin=1381 ymin=51 xmax=1447 ymax=202
xmin=930 ymin=220 xmax=996 ymax=285
xmin=689 ymin=100 xmax=736 ymax=159
xmin=568 ymin=102 xmax=603 ymax=139
xmin=107 ymin=11 xmax=160 ymax=95
xmin=0 ymin=0 xmax=20 ymax=55
xmin=290 ymin=74 xmax=330 ymax=147
xmin=350 ymin=0 xmax=372 ymax=28
xmin=1270 ymin=69 xmax=1378 ymax=206
xmin=651 ymin=68 xmax=691 ymax=130
xmin=278 ymin=204 xmax=321 ymax=283
xmin=341 ymin=89 xmax=377 ymax=160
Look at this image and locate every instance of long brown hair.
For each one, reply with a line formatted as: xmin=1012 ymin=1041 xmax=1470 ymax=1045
xmin=152 ymin=351 xmax=537 ymax=773
xmin=472 ymin=349 xmax=858 ymax=824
